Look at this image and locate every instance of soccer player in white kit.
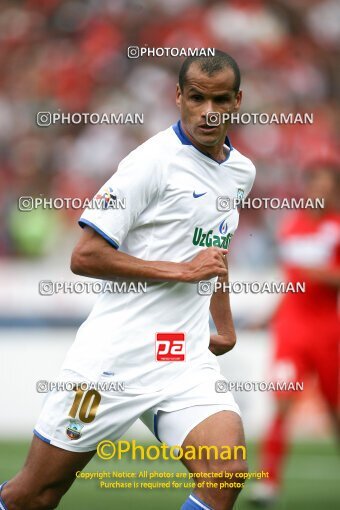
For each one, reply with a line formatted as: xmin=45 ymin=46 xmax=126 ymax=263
xmin=1 ymin=50 xmax=256 ymax=510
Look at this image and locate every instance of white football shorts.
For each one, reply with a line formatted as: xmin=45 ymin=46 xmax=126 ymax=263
xmin=34 ymin=367 xmax=240 ymax=452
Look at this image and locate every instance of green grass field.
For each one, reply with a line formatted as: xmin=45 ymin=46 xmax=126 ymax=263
xmin=0 ymin=440 xmax=339 ymax=509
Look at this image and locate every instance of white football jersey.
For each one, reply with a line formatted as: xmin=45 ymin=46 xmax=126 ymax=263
xmin=62 ymin=121 xmax=256 ymax=390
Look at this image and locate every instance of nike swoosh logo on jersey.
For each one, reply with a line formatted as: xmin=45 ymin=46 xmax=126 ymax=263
xmin=193 ymin=191 xmax=207 ymax=198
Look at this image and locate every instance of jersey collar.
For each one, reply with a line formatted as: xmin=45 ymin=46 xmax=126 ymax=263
xmin=172 ymin=120 xmax=233 ymax=164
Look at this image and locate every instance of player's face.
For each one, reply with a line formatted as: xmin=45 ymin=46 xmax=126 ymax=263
xmin=176 ymin=63 xmax=242 ymax=149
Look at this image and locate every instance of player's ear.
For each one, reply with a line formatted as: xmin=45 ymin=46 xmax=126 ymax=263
xmin=233 ymin=89 xmax=242 ymax=112
xmin=175 ymin=83 xmax=181 ymax=108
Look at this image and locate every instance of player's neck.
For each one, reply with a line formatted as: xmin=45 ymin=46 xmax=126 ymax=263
xmin=202 ymin=144 xmax=228 ymax=163
xmin=181 ymin=123 xmax=228 ymax=163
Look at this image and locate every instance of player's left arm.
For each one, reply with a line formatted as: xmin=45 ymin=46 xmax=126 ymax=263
xmin=209 ymin=255 xmax=236 ymax=356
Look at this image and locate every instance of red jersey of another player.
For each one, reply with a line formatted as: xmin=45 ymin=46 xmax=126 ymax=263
xmin=272 ymin=209 xmax=340 ymax=407
xmin=275 ymin=210 xmax=340 ymax=321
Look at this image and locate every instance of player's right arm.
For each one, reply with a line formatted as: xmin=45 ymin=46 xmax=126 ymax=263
xmin=71 ymin=226 xmax=228 ymax=283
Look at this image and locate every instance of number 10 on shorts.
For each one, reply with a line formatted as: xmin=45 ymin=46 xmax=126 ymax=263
xmin=155 ymin=332 xmax=185 ymax=361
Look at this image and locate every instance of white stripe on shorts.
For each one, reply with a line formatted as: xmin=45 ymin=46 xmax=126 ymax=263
xmin=189 ymin=494 xmax=212 ymax=510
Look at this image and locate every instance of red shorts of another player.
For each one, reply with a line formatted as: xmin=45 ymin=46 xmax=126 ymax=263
xmin=271 ymin=318 xmax=339 ymax=409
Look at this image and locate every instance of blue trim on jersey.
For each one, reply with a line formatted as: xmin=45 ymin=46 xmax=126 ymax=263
xmin=33 ymin=429 xmax=51 ymax=445
xmin=172 ymin=120 xmax=233 ymax=164
xmin=79 ymin=219 xmax=119 ymax=249
xmin=0 ymin=481 xmax=9 ymax=510
xmin=173 ymin=120 xmax=192 ymax=145
xmin=153 ymin=412 xmax=161 ymax=442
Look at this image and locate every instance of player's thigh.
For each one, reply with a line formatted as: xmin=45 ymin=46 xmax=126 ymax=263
xmin=6 ymin=435 xmax=95 ymax=496
xmin=144 ymin=405 xmax=247 ymax=472
xmin=180 ymin=410 xmax=247 ymax=474
xmin=147 ymin=408 xmax=247 ymax=510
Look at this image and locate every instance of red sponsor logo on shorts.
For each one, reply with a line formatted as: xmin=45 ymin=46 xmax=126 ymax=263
xmin=155 ymin=333 xmax=185 ymax=361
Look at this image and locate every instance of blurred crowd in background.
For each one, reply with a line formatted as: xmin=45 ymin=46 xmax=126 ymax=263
xmin=0 ymin=0 xmax=339 ymax=266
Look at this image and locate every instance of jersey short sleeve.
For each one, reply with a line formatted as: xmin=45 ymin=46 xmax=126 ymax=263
xmin=243 ymin=161 xmax=256 ymax=199
xmin=79 ymin=150 xmax=165 ymax=249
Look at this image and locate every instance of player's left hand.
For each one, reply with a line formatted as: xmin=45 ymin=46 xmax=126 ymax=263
xmin=209 ymin=333 xmax=236 ymax=356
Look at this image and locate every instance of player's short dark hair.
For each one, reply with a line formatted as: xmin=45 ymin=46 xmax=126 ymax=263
xmin=178 ymin=49 xmax=241 ymax=93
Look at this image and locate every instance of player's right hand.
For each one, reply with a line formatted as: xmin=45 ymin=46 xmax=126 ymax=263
xmin=183 ymin=248 xmax=228 ymax=282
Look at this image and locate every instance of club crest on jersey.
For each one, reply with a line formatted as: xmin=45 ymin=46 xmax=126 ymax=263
xmin=237 ymin=188 xmax=244 ymax=202
xmin=66 ymin=419 xmax=84 ymax=440
xmin=95 ymin=186 xmax=117 ymax=209
xmin=192 ymin=227 xmax=233 ymax=249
